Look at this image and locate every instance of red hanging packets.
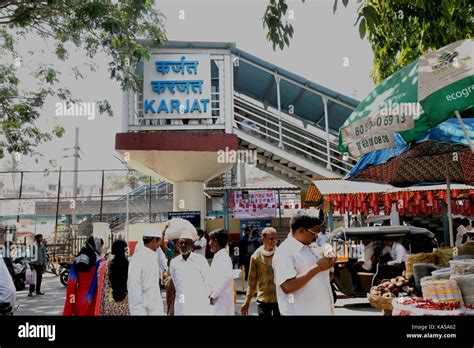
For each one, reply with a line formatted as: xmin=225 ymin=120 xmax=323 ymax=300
xmin=330 ymin=194 xmax=338 ymax=207
xmin=451 ymin=202 xmax=458 ymax=215
xmin=372 ymin=204 xmax=380 ymax=215
xmin=340 ymin=204 xmax=346 ymax=214
xmin=462 ymin=200 xmax=470 ymax=215
xmin=426 ymin=191 xmax=434 ymax=206
xmin=383 ymin=193 xmax=392 ymax=214
xmin=414 ymin=191 xmax=422 ymax=205
xmin=420 ymin=200 xmax=428 ymax=215
xmin=403 ymin=192 xmax=411 ymax=209
xmin=412 ymin=205 xmax=420 ymax=216
xmin=356 ymin=194 xmax=362 ymax=210
xmin=438 ymin=190 xmax=447 ymax=203
xmin=369 ymin=192 xmax=378 ymax=206
xmin=362 ymin=202 xmax=369 ymax=215
xmin=344 ymin=194 xmax=350 ymax=209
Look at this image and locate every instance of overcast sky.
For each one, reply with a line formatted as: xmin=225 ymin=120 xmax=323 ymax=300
xmin=0 ymin=0 xmax=374 ymax=184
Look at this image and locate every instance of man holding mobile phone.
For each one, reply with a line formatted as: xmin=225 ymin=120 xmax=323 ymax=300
xmin=272 ymin=209 xmax=335 ymax=315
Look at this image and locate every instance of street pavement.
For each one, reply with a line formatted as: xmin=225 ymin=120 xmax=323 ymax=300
xmin=14 ymin=273 xmax=381 ymax=316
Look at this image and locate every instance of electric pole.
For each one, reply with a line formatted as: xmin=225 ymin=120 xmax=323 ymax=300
xmin=72 ymin=127 xmax=79 ymax=241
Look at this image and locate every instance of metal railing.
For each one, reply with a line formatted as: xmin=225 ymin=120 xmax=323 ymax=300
xmin=233 ymin=95 xmax=357 ymax=175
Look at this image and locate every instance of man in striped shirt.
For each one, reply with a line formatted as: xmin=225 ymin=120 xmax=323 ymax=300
xmin=241 ymin=227 xmax=279 ymax=316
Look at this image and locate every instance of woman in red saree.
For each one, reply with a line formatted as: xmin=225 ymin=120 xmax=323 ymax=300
xmin=63 ymin=237 xmax=105 ymax=316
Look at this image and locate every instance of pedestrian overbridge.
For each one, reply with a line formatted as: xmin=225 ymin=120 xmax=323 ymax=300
xmin=230 ymin=47 xmax=359 ymax=188
xmin=117 ymin=41 xmax=360 ymax=223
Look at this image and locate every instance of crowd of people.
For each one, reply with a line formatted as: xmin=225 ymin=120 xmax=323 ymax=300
xmin=1 ymin=209 xmax=426 ymax=316
xmin=61 ymin=219 xmax=238 ymax=316
xmin=58 ymin=210 xmax=342 ymax=316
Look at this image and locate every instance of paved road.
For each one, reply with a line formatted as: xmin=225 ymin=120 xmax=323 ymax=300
xmin=14 ymin=274 xmax=381 ymax=316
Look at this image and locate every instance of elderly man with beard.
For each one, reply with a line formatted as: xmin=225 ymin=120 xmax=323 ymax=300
xmin=169 ymin=224 xmax=213 ymax=315
xmin=241 ymin=227 xmax=279 ymax=316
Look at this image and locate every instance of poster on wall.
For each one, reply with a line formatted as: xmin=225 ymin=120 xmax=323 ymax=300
xmin=230 ymin=190 xmax=277 ymax=218
xmin=239 ymin=220 xmax=272 ymax=237
xmin=142 ymin=53 xmax=211 ymax=120
xmin=167 ymin=211 xmax=201 ymax=228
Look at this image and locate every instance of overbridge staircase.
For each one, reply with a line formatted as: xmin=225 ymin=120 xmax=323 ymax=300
xmin=232 ymin=93 xmax=357 ymax=188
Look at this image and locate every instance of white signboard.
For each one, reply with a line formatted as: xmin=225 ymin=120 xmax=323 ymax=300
xmin=0 ymin=200 xmax=35 ymax=216
xmin=142 ymin=53 xmax=211 ymax=120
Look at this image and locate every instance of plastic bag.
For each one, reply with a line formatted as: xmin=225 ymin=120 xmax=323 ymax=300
xmin=25 ymin=268 xmax=36 ymax=285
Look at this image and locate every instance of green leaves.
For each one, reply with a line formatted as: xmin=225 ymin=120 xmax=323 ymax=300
xmin=53 ymin=125 xmax=65 ymax=138
xmin=0 ymin=0 xmax=167 ymax=159
xmin=263 ymin=0 xmax=473 ymax=86
xmin=263 ymin=0 xmax=294 ymax=51
xmin=359 ymin=17 xmax=367 ymax=39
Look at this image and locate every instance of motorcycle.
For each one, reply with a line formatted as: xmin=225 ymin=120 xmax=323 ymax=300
xmin=12 ymin=257 xmax=30 ymax=291
xmin=59 ymin=262 xmax=71 ymax=287
xmin=0 ymin=302 xmax=19 ymax=316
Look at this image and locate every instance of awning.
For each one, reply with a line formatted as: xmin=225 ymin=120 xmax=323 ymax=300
xmin=312 ymin=179 xmax=474 ymax=195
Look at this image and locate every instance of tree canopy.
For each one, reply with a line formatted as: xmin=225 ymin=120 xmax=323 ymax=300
xmin=0 ymin=0 xmax=166 ymax=159
xmin=263 ymin=0 xmax=473 ymax=83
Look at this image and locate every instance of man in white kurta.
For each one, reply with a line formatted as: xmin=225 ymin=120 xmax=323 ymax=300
xmin=209 ymin=229 xmax=234 ymax=315
xmin=170 ymin=250 xmax=213 ymax=315
xmin=127 ymin=228 xmax=165 ymax=315
xmin=272 ymin=210 xmax=334 ymax=315
xmin=193 ymin=229 xmax=207 ymax=258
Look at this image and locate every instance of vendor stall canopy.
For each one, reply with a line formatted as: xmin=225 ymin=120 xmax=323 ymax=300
xmin=312 ymin=179 xmax=474 ymax=195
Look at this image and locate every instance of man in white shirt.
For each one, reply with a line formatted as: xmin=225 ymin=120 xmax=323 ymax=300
xmin=316 ymin=224 xmax=329 ymax=247
xmin=383 ymin=240 xmax=408 ymax=265
xmin=358 ymin=240 xmax=375 ymax=272
xmin=170 ymin=228 xmax=213 ymax=315
xmin=127 ymin=227 xmax=165 ymax=315
xmin=380 ymin=239 xmax=408 ymax=278
xmin=193 ymin=229 xmax=207 ymax=258
xmin=209 ymin=229 xmax=235 ymax=315
xmin=134 ymin=239 xmax=168 ymax=278
xmin=454 ymin=218 xmax=469 ymax=247
xmin=272 ymin=209 xmax=335 ymax=315
xmin=351 ymin=240 xmax=375 ymax=293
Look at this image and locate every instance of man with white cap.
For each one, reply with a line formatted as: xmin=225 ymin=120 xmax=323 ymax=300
xmin=168 ymin=218 xmax=213 ymax=315
xmin=127 ymin=225 xmax=165 ymax=315
xmin=134 ymin=232 xmax=168 ymax=280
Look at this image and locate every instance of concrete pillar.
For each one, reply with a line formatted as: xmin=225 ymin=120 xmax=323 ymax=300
xmin=93 ymin=222 xmax=111 ymax=252
xmin=122 ymin=89 xmax=129 ymax=132
xmin=173 ymin=181 xmax=206 ymax=228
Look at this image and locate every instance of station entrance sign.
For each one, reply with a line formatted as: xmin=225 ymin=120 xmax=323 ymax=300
xmin=142 ymin=53 xmax=211 ymax=120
